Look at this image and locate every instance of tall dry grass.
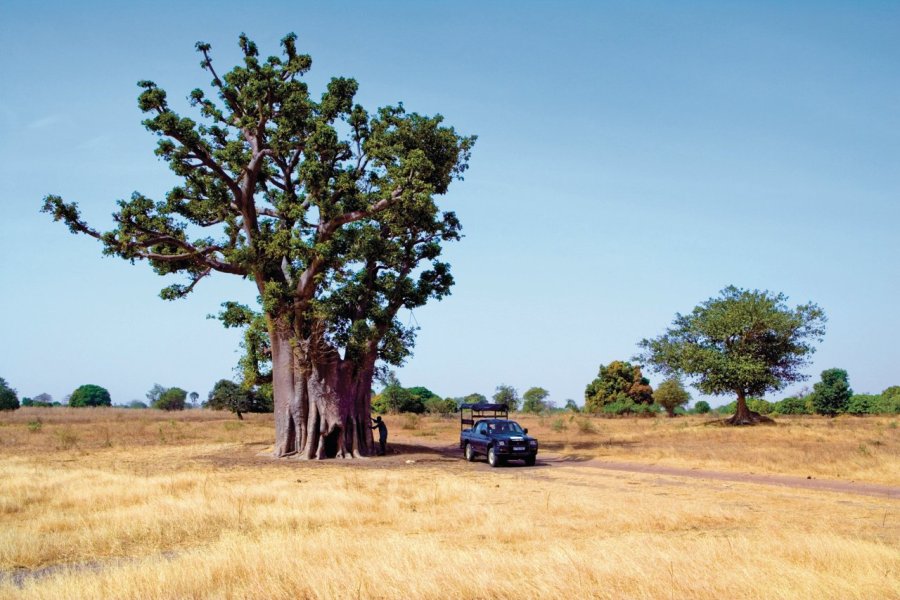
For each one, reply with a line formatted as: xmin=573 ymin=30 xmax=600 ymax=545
xmin=0 ymin=408 xmax=897 ymax=599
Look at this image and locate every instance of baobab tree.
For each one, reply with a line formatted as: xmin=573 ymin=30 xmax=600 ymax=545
xmin=43 ymin=34 xmax=474 ymax=458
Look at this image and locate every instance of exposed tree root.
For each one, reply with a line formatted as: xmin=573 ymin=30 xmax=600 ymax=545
xmin=724 ymin=410 xmax=776 ymax=426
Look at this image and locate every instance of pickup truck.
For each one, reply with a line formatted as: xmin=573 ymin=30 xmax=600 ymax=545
xmin=459 ymin=403 xmax=539 ymax=467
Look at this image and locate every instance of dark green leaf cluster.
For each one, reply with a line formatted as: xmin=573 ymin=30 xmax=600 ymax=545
xmin=69 ymin=384 xmax=112 ymax=407
xmin=492 ymin=385 xmax=520 ymax=411
xmin=153 ymin=387 xmax=188 ymax=411
xmin=206 ymin=379 xmax=272 ymax=415
xmin=371 ymin=384 xmax=437 ymax=414
xmin=810 ymin=368 xmax=852 ymax=416
xmin=693 ymin=400 xmax=711 ymax=414
xmin=0 ymin=377 xmax=20 ymax=411
xmin=522 ymin=387 xmax=550 ymax=413
xmin=638 ymin=286 xmax=826 ymax=399
xmin=654 ymin=378 xmax=691 ymax=417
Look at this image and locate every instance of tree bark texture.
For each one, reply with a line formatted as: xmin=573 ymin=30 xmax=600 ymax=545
xmin=725 ymin=390 xmax=772 ymax=426
xmin=271 ymin=319 xmax=375 ymax=459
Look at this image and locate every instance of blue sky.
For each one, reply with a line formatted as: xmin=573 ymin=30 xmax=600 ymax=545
xmin=1 ymin=1 xmax=898 ymax=407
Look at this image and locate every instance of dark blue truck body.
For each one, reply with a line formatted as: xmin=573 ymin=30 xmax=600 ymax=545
xmin=459 ymin=403 xmax=539 ymax=467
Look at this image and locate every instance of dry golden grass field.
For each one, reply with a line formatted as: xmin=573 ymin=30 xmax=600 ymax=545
xmin=0 ymin=407 xmax=898 ymax=599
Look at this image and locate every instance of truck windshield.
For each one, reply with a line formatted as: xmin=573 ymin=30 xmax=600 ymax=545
xmin=487 ymin=422 xmax=523 ymax=434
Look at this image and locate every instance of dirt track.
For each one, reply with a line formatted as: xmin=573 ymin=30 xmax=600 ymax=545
xmin=368 ymin=440 xmax=900 ymax=500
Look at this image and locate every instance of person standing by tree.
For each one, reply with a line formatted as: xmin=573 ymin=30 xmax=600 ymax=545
xmin=371 ymin=416 xmax=388 ymax=456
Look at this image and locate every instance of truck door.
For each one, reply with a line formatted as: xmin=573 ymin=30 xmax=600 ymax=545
xmin=475 ymin=422 xmax=488 ymax=452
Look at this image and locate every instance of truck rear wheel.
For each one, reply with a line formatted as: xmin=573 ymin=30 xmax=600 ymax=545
xmin=488 ymin=446 xmax=502 ymax=468
xmin=465 ymin=443 xmax=476 ymax=462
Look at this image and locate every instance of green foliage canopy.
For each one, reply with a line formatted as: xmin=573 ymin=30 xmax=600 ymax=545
xmin=0 ymin=377 xmax=19 ymax=411
xmin=154 ymin=387 xmax=187 ymax=411
xmin=42 ymin=33 xmax=475 ymax=388
xmin=492 ymin=385 xmax=520 ymax=411
xmin=638 ymin=286 xmax=826 ymax=405
xmin=584 ymin=361 xmax=654 ymax=414
xmin=69 ymin=384 xmax=112 ymax=407
xmin=522 ymin=387 xmax=550 ymax=413
xmin=654 ymin=378 xmax=691 ymax=417
xmin=810 ymin=368 xmax=852 ymax=416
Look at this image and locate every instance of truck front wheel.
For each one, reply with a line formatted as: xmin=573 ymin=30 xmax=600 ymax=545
xmin=525 ymin=454 xmax=536 ymax=466
xmin=465 ymin=443 xmax=476 ymax=462
xmin=488 ymin=446 xmax=503 ymax=468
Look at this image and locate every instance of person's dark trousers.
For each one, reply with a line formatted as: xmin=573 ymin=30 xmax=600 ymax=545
xmin=379 ymin=438 xmax=386 ymax=455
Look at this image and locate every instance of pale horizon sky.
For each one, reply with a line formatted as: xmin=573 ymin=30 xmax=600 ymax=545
xmin=1 ymin=1 xmax=898 ymax=408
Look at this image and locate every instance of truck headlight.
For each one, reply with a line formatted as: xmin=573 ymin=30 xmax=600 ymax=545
xmin=497 ymin=440 xmax=507 ymax=446
xmin=529 ymin=440 xmax=538 ymax=447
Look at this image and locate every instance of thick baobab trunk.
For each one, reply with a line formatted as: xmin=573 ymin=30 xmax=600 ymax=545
xmin=271 ymin=321 xmax=376 ymax=459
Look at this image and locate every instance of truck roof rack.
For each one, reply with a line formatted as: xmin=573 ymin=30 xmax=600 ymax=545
xmin=460 ymin=403 xmax=509 ymax=431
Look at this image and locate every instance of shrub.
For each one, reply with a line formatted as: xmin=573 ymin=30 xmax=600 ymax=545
xmin=869 ymin=394 xmax=900 ymax=415
xmin=28 ymin=419 xmax=42 ymax=433
xmin=128 ymin=400 xmax=149 ymax=409
xmin=716 ymin=401 xmax=737 ymax=415
xmin=694 ymin=400 xmax=711 ymax=414
xmin=550 ymin=417 xmax=567 ymax=432
xmin=576 ymin=418 xmax=597 ymax=434
xmin=69 ymin=384 xmax=111 ymax=407
xmin=56 ymin=428 xmax=79 ymax=450
xmin=598 ymin=398 xmax=659 ymax=417
xmin=772 ymin=396 xmax=811 ymax=415
xmin=846 ymin=394 xmax=876 ymax=415
xmin=747 ymin=398 xmax=773 ymax=415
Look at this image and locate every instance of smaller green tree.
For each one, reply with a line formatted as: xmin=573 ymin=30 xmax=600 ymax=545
xmin=424 ymin=397 xmax=458 ymax=414
xmin=128 ymin=400 xmax=149 ymax=409
xmin=154 ymin=387 xmax=187 ymax=411
xmin=584 ymin=361 xmax=654 ymax=413
xmin=463 ymin=393 xmax=487 ymax=405
xmin=146 ymin=384 xmax=167 ymax=406
xmin=810 ymin=368 xmax=852 ymax=416
xmin=564 ymin=399 xmax=580 ymax=412
xmin=522 ymin=387 xmax=550 ymax=413
xmin=693 ymin=400 xmax=711 ymax=414
xmin=207 ymin=380 xmax=249 ymax=419
xmin=188 ymin=391 xmax=200 ymax=408
xmin=407 ymin=387 xmax=440 ymax=407
xmin=493 ymin=384 xmax=520 ymax=411
xmin=655 ymin=378 xmax=691 ymax=417
xmin=0 ymin=377 xmax=20 ymax=411
xmin=69 ymin=384 xmax=111 ymax=407
xmin=372 ymin=383 xmax=424 ymax=414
